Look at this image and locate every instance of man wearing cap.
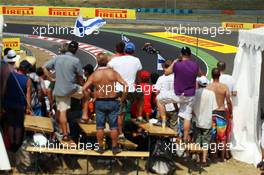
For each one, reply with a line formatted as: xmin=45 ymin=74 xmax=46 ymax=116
xmin=43 ymin=41 xmax=86 ymax=141
xmin=107 ymin=41 xmax=142 ymax=140
xmin=157 ymin=46 xmax=199 ymax=142
xmin=193 ymin=76 xmax=217 ymax=166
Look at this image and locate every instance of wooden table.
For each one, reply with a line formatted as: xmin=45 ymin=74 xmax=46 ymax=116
xmin=24 ymin=115 xmax=54 ymax=133
xmin=130 ymin=119 xmax=177 ymax=172
xmin=79 ymin=123 xmax=110 ymax=136
xmin=130 ymin=119 xmax=177 ymax=137
xmin=78 ymin=123 xmax=138 ymax=149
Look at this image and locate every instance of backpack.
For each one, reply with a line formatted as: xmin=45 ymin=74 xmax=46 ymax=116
xmin=16 ymin=139 xmax=62 ymax=173
xmin=147 ymin=138 xmax=176 ymax=175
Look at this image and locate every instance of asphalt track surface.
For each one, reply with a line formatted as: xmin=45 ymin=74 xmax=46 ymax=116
xmin=4 ymin=23 xmax=238 ymax=74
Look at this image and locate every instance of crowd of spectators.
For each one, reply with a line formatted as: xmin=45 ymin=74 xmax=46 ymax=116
xmin=0 ymin=40 xmax=239 ymax=170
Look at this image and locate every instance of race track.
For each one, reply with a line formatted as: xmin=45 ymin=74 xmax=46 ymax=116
xmin=4 ymin=23 xmax=238 ymax=75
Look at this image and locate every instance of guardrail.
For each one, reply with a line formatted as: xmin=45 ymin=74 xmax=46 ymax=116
xmin=0 ymin=5 xmax=136 ymax=20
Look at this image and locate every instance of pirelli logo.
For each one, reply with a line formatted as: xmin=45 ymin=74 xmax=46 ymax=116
xmin=225 ymin=23 xmax=244 ymax=29
xmin=3 ymin=38 xmax=21 ymax=51
xmin=169 ymin=36 xmax=223 ymax=47
xmin=145 ymin=32 xmax=237 ymax=54
xmin=49 ymin=8 xmax=80 ymax=16
xmin=4 ymin=41 xmax=19 ymax=48
xmin=95 ymin=9 xmax=127 ymax=19
xmin=3 ymin=6 xmax=34 ymax=15
xmin=253 ymin=23 xmax=264 ymax=28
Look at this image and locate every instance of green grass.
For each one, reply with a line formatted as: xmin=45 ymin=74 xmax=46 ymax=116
xmin=2 ymin=0 xmax=264 ymax=10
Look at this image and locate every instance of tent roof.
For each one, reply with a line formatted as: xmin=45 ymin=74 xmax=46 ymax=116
xmin=239 ymin=27 xmax=264 ymax=51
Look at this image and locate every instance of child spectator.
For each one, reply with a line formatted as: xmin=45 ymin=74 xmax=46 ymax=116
xmin=132 ymin=70 xmax=155 ymax=121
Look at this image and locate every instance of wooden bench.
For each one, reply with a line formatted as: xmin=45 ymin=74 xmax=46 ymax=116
xmin=24 ymin=115 xmax=54 ymax=133
xmin=26 ymin=146 xmax=149 ymax=175
xmin=79 ymin=123 xmax=138 ymax=149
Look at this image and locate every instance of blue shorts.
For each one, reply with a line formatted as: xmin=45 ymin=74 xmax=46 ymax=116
xmin=95 ymin=99 xmax=120 ymax=130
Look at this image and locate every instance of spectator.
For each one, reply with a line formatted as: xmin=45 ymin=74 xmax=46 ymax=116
xmin=1 ymin=48 xmax=12 ymax=104
xmin=158 ymin=47 xmax=199 ymax=142
xmin=193 ymin=76 xmax=217 ymax=166
xmin=217 ymin=60 xmax=236 ymax=159
xmin=150 ymin=72 xmax=160 ymax=85
xmin=27 ymin=57 xmax=46 ymax=116
xmin=108 ymin=41 xmax=142 ymax=140
xmin=43 ymin=41 xmax=87 ymax=141
xmin=83 ymin=64 xmax=94 ymax=81
xmin=108 ymin=41 xmax=126 ymax=61
xmin=82 ymin=52 xmax=128 ymax=155
xmin=155 ymin=60 xmax=178 ymax=128
xmin=58 ymin=43 xmax=69 ymax=55
xmin=257 ymin=122 xmax=264 ymax=170
xmin=217 ymin=61 xmax=237 ymax=96
xmin=207 ymin=68 xmax=232 ymax=162
xmin=3 ymin=48 xmax=11 ymax=60
xmin=36 ymin=67 xmax=50 ymax=117
xmin=3 ymin=59 xmax=31 ymax=152
xmin=132 ymin=70 xmax=154 ymax=121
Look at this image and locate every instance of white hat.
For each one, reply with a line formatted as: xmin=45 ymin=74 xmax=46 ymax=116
xmin=4 ymin=49 xmax=20 ymax=63
xmin=197 ymin=76 xmax=209 ymax=87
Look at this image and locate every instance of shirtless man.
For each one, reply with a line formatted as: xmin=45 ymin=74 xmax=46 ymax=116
xmin=207 ymin=68 xmax=232 ymax=162
xmin=82 ymin=53 xmax=128 ymax=155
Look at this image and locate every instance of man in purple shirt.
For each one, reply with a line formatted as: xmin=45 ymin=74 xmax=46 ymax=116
xmin=157 ymin=47 xmax=199 ymax=142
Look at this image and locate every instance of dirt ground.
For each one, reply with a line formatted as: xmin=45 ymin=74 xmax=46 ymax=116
xmin=23 ymin=44 xmax=55 ymax=67
xmin=17 ymin=38 xmax=263 ymax=175
xmin=57 ymin=157 xmax=262 ymax=175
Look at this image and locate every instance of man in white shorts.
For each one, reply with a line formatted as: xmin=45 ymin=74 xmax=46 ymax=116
xmin=157 ymin=47 xmax=199 ymax=142
xmin=155 ymin=60 xmax=178 ymax=128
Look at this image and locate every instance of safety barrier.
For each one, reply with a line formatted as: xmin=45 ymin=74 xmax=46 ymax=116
xmin=0 ymin=5 xmax=136 ymax=19
xmin=222 ymin=22 xmax=264 ymax=29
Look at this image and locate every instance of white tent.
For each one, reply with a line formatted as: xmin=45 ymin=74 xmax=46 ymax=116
xmin=231 ymin=27 xmax=264 ymax=166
